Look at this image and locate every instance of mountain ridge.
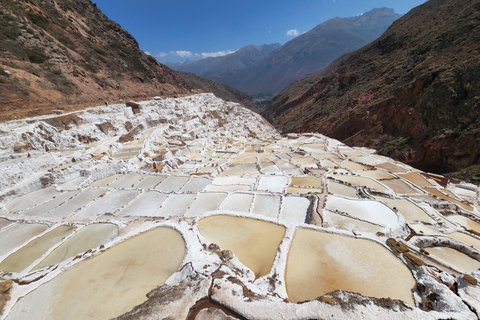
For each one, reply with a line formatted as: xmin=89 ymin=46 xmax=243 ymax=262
xmin=214 ymin=8 xmax=401 ymax=96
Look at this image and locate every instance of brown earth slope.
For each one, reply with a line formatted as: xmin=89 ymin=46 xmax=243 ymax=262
xmin=264 ymin=0 xmax=480 ymax=179
xmin=0 ymin=0 xmax=254 ymax=120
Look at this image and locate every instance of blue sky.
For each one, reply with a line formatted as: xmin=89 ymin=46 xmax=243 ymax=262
xmin=95 ymin=0 xmax=427 ymax=63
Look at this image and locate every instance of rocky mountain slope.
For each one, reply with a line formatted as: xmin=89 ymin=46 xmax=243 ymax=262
xmin=216 ymin=8 xmax=401 ymax=96
xmin=168 ymin=43 xmax=280 ymax=78
xmin=0 ymin=0 xmax=254 ymax=120
xmin=264 ymin=0 xmax=480 ymax=181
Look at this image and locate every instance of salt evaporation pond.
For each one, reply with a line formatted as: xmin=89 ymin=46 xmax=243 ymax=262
xmin=374 ymin=196 xmax=436 ymax=223
xmin=197 ymin=215 xmax=285 ymax=278
xmin=116 ymin=191 xmax=168 ymax=217
xmin=33 ymin=223 xmax=119 ymax=270
xmin=325 ymin=196 xmax=398 ymax=227
xmin=0 ymin=225 xmax=75 ymax=273
xmin=285 ymin=228 xmax=415 ymax=304
xmin=219 ymin=193 xmax=254 ymax=212
xmin=330 ymin=175 xmax=388 ymax=192
xmin=185 ymin=192 xmax=228 ymax=217
xmin=6 ymin=186 xmax=60 ymax=212
xmin=447 ymin=215 xmax=480 ymax=233
xmin=6 ymin=227 xmax=186 ymax=320
xmin=425 ymin=246 xmax=480 ymax=273
xmin=327 ymin=180 xmax=359 ymax=198
xmin=0 ymin=223 xmax=48 ymax=256
xmin=322 ymin=210 xmax=383 ymax=233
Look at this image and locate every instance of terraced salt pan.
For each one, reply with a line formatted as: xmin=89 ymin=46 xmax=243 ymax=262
xmin=325 ymin=196 xmax=398 ymax=227
xmin=251 ymin=195 xmax=281 ymax=218
xmin=6 ymin=227 xmax=186 ymax=320
xmin=185 ymin=192 xmax=228 ymax=217
xmin=71 ymin=190 xmax=140 ymax=221
xmin=156 ymin=194 xmax=197 ymax=217
xmin=425 ymin=246 xmax=480 ymax=273
xmin=257 ymin=176 xmax=288 ymax=193
xmin=290 ymin=176 xmax=322 ymax=188
xmin=425 ymin=188 xmax=473 ymax=211
xmin=374 ymin=162 xmax=409 ymax=173
xmin=219 ymin=193 xmax=254 ymax=212
xmin=0 ymin=218 xmax=13 ymax=230
xmin=351 ymin=155 xmax=385 ymax=165
xmin=21 ymin=190 xmax=81 ymax=217
xmin=448 ymin=215 xmax=480 ymax=233
xmin=108 ymin=173 xmax=145 ymax=189
xmin=0 ymin=225 xmax=75 ymax=273
xmin=155 ymin=176 xmax=189 ymax=192
xmin=278 ymin=196 xmax=310 ymax=224
xmin=0 ymin=223 xmax=48 ymax=257
xmin=44 ymin=188 xmax=107 ymax=218
xmin=197 ymin=215 xmax=285 ymax=278
xmin=409 ymin=223 xmax=443 ymax=235
xmin=89 ymin=174 xmax=121 ymax=187
xmin=447 ymin=232 xmax=480 ymax=251
xmin=330 ymin=175 xmax=388 ymax=192
xmin=33 ymin=223 xmax=118 ymax=271
xmin=398 ymin=172 xmax=434 ymax=187
xmin=116 ymin=191 xmax=169 ymax=217
xmin=354 ymin=170 xmax=396 ymax=180
xmin=327 ymin=180 xmax=359 ymax=199
xmin=322 ymin=211 xmax=383 ymax=234
xmin=339 ymin=160 xmax=371 ymax=171
xmin=179 ymin=177 xmax=212 ymax=192
xmin=57 ymin=177 xmax=88 ymax=190
xmin=6 ymin=186 xmax=60 ymax=212
xmin=133 ymin=175 xmax=166 ymax=189
xmin=286 ymin=186 xmax=322 ymax=194
xmin=311 ymin=153 xmax=342 ymax=162
xmin=374 ymin=196 xmax=436 ymax=223
xmin=381 ymin=179 xmax=420 ymax=194
xmin=285 ymin=228 xmax=415 ymax=304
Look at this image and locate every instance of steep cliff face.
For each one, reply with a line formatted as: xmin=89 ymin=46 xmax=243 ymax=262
xmin=0 ymin=0 xmax=254 ymax=119
xmin=264 ymin=0 xmax=480 ymax=179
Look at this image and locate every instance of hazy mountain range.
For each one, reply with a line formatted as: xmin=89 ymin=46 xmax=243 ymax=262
xmin=169 ymin=8 xmax=401 ymax=97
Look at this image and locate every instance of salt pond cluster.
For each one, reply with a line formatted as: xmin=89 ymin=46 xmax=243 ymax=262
xmin=0 ymin=94 xmax=480 ymax=319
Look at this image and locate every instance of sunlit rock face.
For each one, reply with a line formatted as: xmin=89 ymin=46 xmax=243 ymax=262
xmin=0 ymin=94 xmax=479 ymax=319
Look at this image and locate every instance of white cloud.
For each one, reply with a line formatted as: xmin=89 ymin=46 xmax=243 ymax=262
xmin=144 ymin=51 xmax=151 ymax=56
xmin=287 ymin=29 xmax=299 ymax=37
xmin=201 ymin=50 xmax=235 ymax=58
xmin=169 ymin=50 xmax=194 ymax=58
xmin=156 ymin=52 xmax=168 ymax=58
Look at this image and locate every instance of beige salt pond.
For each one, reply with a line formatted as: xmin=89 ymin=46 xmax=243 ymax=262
xmin=330 ymin=175 xmax=388 ymax=192
xmin=6 ymin=227 xmax=186 ymax=320
xmin=197 ymin=215 xmax=285 ymax=278
xmin=447 ymin=215 xmax=480 ymax=233
xmin=0 ymin=225 xmax=75 ymax=273
xmin=290 ymin=176 xmax=322 ymax=188
xmin=374 ymin=196 xmax=436 ymax=224
xmin=322 ymin=211 xmax=383 ymax=234
xmin=285 ymin=228 xmax=415 ymax=304
xmin=32 ymin=223 xmax=119 ymax=271
xmin=0 ymin=223 xmax=49 ymax=257
xmin=446 ymin=232 xmax=480 ymax=251
xmin=425 ymin=246 xmax=480 ymax=273
xmin=327 ymin=180 xmax=359 ymax=199
xmin=425 ymin=188 xmax=473 ymax=212
xmin=381 ymin=179 xmax=420 ymax=194
xmin=354 ymin=170 xmax=396 ymax=180
xmin=398 ymin=172 xmax=434 ymax=187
